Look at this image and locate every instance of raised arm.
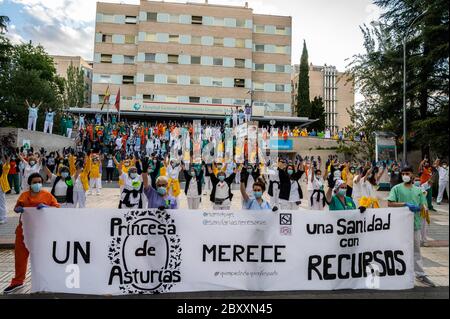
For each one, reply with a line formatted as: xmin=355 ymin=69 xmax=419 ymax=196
xmin=240 ymin=181 xmax=250 ymax=202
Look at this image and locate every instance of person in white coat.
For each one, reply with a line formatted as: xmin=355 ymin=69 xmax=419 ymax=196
xmin=43 ymin=108 xmax=55 ymax=134
xmin=26 ymin=100 xmax=42 ymax=131
xmin=434 ymin=159 xmax=449 ymax=205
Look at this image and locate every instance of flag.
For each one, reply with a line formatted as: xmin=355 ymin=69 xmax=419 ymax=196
xmin=100 ymin=85 xmax=110 ymax=110
xmin=114 ymin=88 xmax=120 ymax=112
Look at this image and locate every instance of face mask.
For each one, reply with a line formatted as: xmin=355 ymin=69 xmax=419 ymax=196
xmin=337 ymin=189 xmax=347 ymax=196
xmin=29 ymin=161 xmax=36 ymax=166
xmin=247 ymin=167 xmax=253 ymax=171
xmin=414 ymin=181 xmax=421 ymax=187
xmin=31 ymin=183 xmax=42 ymax=193
xmin=443 ymin=165 xmax=448 ymax=169
xmin=287 ymin=169 xmax=294 ymax=175
xmin=402 ymin=175 xmax=411 ymax=183
xmin=130 ymin=173 xmax=138 ymax=179
xmin=254 ymin=191 xmax=263 ymax=199
xmin=157 ymin=187 xmax=167 ymax=196
xmin=218 ymin=176 xmax=225 ymax=182
xmin=190 ymin=171 xmax=195 ymax=177
xmin=61 ymin=172 xmax=69 ymax=179
xmin=124 ymin=163 xmax=130 ymax=167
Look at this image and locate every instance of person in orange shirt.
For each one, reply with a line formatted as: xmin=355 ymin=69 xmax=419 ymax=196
xmin=3 ymin=173 xmax=60 ymax=294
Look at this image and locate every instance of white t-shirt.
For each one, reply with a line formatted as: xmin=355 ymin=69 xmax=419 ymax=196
xmin=167 ymin=166 xmax=180 ymax=179
xmin=115 ymin=138 xmax=122 ymax=150
xmin=187 ymin=177 xmax=200 ymax=198
xmin=438 ymin=167 xmax=449 ymax=182
xmin=120 ymin=173 xmax=143 ymax=190
xmin=215 ymin=181 xmax=229 ymax=199
xmin=49 ymin=174 xmax=68 ymax=196
xmin=352 ymin=176 xmax=362 ymax=200
xmin=106 ymin=159 xmax=114 ymax=168
xmin=312 ymin=177 xmax=324 ymax=191
xmin=288 ymin=180 xmax=301 ymax=202
xmin=361 ymin=180 xmax=377 ymax=198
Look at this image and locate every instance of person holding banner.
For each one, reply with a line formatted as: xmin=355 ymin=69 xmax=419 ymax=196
xmin=310 ymin=163 xmax=326 ymax=210
xmin=387 ymin=166 xmax=435 ymax=287
xmin=117 ymin=159 xmax=145 ymax=209
xmin=142 ymin=173 xmax=178 ymax=210
xmin=325 ymin=179 xmax=363 ymax=212
xmin=276 ymin=161 xmax=305 ymax=210
xmin=240 ymin=163 xmax=261 ymax=209
xmin=42 ymin=162 xmax=80 ymax=208
xmin=3 ymin=173 xmax=60 ymax=295
xmin=208 ymin=164 xmax=237 ymax=210
xmin=240 ymin=178 xmax=271 ymax=210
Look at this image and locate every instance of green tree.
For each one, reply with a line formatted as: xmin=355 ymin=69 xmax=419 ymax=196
xmin=296 ymin=40 xmax=311 ymax=117
xmin=309 ymin=96 xmax=326 ymax=131
xmin=65 ymin=62 xmax=86 ymax=108
xmin=347 ymin=0 xmax=448 ymax=159
xmin=0 ymin=41 xmax=64 ymax=130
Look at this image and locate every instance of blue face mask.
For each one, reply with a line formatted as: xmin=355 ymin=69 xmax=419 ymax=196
xmin=157 ymin=187 xmax=167 ymax=196
xmin=61 ymin=172 xmax=69 ymax=179
xmin=254 ymin=191 xmax=263 ymax=199
xmin=31 ymin=183 xmax=42 ymax=193
xmin=337 ymin=189 xmax=347 ymax=196
xmin=287 ymin=169 xmax=294 ymax=175
xmin=414 ymin=181 xmax=421 ymax=187
xmin=190 ymin=171 xmax=195 ymax=177
xmin=218 ymin=176 xmax=225 ymax=182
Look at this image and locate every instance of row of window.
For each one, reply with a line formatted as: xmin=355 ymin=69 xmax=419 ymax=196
xmin=97 ymin=12 xmax=291 ymax=36
xmin=97 ymin=53 xmax=290 ymax=73
xmin=94 ymin=73 xmax=291 ymax=92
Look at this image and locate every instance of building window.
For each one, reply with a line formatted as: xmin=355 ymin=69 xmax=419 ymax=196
xmin=255 ymin=64 xmax=264 ymax=71
xmin=234 ymin=78 xmax=245 ymax=88
xmin=275 ymin=45 xmax=286 ymax=54
xmin=145 ymin=53 xmax=155 ymax=62
xmin=276 ymin=65 xmax=285 ymax=73
xmin=235 ymin=58 xmax=245 ymax=68
xmin=214 ymin=18 xmax=224 ymax=26
xmin=191 ymin=36 xmax=201 ymax=45
xmin=275 ymin=26 xmax=286 ymax=35
xmin=144 ymin=74 xmax=155 ymax=83
xmin=192 ymin=16 xmax=203 ymax=25
xmin=169 ymin=15 xmax=179 ymax=23
xmin=236 ymin=19 xmax=245 ymax=28
xmin=214 ymin=37 xmax=223 ymax=47
xmin=212 ymin=79 xmax=223 ymax=87
xmin=235 ymin=99 xmax=245 ymax=105
xmin=147 ymin=12 xmax=157 ymax=22
xmin=122 ymin=75 xmax=134 ymax=84
xmin=100 ymin=54 xmax=112 ymax=63
xmin=99 ymin=75 xmax=111 ymax=84
xmin=124 ymin=55 xmax=135 ymax=64
xmin=145 ymin=33 xmax=156 ymax=42
xmin=254 ymin=82 xmax=264 ymax=91
xmin=167 ymin=75 xmax=177 ymax=84
xmin=190 ymin=76 xmax=200 ymax=85
xmin=191 ymin=56 xmax=201 ymax=64
xmin=102 ymin=34 xmax=112 ymax=43
xmin=125 ymin=35 xmax=135 ymax=44
xmin=213 ymin=58 xmax=223 ymax=66
xmin=255 ymin=25 xmax=265 ymax=33
xmin=143 ymin=94 xmax=155 ymax=101
xmin=168 ymin=55 xmax=179 ymax=64
xmin=102 ymin=14 xmax=114 ymax=23
xmin=255 ymin=44 xmax=265 ymax=52
xmin=125 ymin=16 xmax=137 ymax=24
xmin=275 ymin=84 xmax=285 ymax=92
xmin=189 ymin=96 xmax=200 ymax=103
xmin=166 ymin=96 xmax=178 ymax=102
xmin=169 ymin=34 xmax=179 ymax=43
xmin=121 ymin=96 xmax=132 ymax=101
xmin=99 ymin=94 xmax=106 ymax=102
xmin=274 ymin=103 xmax=285 ymax=111
xmin=235 ymin=39 xmax=245 ymax=48
xmin=212 ymin=98 xmax=222 ymax=104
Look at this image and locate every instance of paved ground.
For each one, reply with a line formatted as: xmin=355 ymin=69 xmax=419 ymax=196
xmin=0 ymin=182 xmax=448 ymax=298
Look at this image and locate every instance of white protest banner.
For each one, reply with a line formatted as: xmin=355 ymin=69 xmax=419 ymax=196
xmin=22 ymin=208 xmax=414 ymax=295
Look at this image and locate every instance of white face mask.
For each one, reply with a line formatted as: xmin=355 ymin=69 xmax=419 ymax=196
xmin=402 ymin=175 xmax=411 ymax=183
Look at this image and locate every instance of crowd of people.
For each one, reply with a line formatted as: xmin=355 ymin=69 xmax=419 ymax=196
xmin=2 ymin=113 xmax=447 ymax=294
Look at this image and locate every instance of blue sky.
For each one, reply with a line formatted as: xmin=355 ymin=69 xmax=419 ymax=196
xmin=1 ymin=0 xmax=381 ymax=72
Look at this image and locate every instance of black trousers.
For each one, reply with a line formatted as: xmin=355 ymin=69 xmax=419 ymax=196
xmin=346 ymin=186 xmax=353 ymax=198
xmin=106 ymin=167 xmax=114 ymax=181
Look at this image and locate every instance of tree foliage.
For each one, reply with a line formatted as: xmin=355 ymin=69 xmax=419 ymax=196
xmin=347 ymin=0 xmax=449 ymax=159
xmin=309 ymin=96 xmax=326 ymax=131
xmin=296 ymin=40 xmax=311 ymax=117
xmin=65 ymin=62 xmax=86 ymax=108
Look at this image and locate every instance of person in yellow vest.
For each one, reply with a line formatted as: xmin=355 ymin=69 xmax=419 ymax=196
xmin=0 ymin=153 xmax=11 ymax=224
xmin=166 ymin=158 xmax=181 ymax=206
xmin=87 ymin=153 xmax=102 ymax=195
xmin=71 ymin=154 xmax=90 ymax=208
xmin=113 ymin=155 xmax=136 ymax=193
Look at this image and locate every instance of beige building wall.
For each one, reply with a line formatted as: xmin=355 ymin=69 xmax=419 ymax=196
xmin=92 ymin=0 xmax=292 ymax=118
xmin=51 ymin=55 xmax=93 ymax=106
xmin=291 ymin=64 xmax=354 ymax=132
